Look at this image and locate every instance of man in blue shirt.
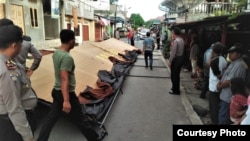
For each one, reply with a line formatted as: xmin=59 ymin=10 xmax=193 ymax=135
xmin=143 ymin=32 xmax=155 ymax=70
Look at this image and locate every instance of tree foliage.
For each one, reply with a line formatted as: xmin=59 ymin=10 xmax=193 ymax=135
xmin=110 ymin=0 xmax=118 ymax=4
xmin=129 ymin=13 xmax=145 ymax=29
xmin=228 ymin=0 xmax=247 ymax=20
xmin=144 ymin=20 xmax=153 ymax=28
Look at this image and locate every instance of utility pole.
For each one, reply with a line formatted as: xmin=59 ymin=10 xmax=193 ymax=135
xmin=114 ymin=4 xmax=117 ymax=30
xmin=114 ymin=1 xmax=118 ymax=38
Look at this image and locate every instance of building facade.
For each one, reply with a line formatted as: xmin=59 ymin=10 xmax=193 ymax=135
xmin=0 ymin=0 xmax=108 ymax=49
xmin=1 ymin=0 xmax=45 ymax=48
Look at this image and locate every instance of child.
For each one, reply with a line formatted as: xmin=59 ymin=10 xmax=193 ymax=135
xmin=230 ymin=77 xmax=248 ymax=125
xmin=241 ymin=95 xmax=250 ymax=124
xmin=241 ymin=71 xmax=250 ymax=125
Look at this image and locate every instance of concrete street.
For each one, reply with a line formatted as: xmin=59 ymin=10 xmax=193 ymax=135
xmin=34 ymin=39 xmax=198 ymax=141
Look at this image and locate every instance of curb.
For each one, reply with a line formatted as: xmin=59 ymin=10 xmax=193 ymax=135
xmin=158 ymin=50 xmax=203 ymax=125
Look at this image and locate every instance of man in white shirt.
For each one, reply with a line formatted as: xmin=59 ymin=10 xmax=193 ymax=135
xmin=208 ymin=42 xmax=227 ymax=124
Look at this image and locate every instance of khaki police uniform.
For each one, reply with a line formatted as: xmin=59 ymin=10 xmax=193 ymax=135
xmin=0 ymin=54 xmax=34 ymax=141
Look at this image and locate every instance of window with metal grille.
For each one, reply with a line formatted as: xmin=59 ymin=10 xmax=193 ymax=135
xmin=30 ymin=8 xmax=38 ymax=28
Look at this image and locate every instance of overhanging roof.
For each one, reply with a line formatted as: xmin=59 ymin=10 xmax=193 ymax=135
xmin=94 ymin=14 xmax=125 ymax=23
xmin=173 ymin=12 xmax=250 ymax=29
xmin=159 ymin=0 xmax=205 ymax=13
xmin=174 ymin=15 xmax=228 ymax=29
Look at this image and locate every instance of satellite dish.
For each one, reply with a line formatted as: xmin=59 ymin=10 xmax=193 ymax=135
xmin=159 ymin=0 xmax=206 ymax=13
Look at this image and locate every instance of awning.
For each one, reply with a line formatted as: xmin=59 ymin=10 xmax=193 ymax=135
xmin=94 ymin=14 xmax=125 ymax=23
xmin=99 ymin=17 xmax=110 ymax=26
xmin=108 ymin=16 xmax=125 ymax=23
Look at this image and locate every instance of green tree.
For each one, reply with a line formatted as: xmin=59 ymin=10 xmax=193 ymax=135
xmin=110 ymin=0 xmax=118 ymax=4
xmin=229 ymin=0 xmax=247 ymax=19
xmin=144 ymin=20 xmax=153 ymax=28
xmin=129 ymin=13 xmax=145 ymax=29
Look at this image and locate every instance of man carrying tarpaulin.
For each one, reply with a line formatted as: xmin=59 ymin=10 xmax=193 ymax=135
xmin=37 ymin=29 xmax=106 ymax=141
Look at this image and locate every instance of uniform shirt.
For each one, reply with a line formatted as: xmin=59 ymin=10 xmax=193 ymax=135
xmin=53 ymin=49 xmax=76 ymax=92
xmin=169 ymin=36 xmax=184 ymax=62
xmin=143 ymin=37 xmax=154 ymax=51
xmin=209 ymin=56 xmax=227 ymax=92
xmin=15 ymin=36 xmax=42 ymax=71
xmin=0 ymin=54 xmax=33 ymax=141
xmin=16 ymin=61 xmax=37 ymax=110
xmin=220 ymin=58 xmax=248 ymax=103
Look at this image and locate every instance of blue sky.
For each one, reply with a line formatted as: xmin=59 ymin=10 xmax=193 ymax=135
xmin=118 ymin=0 xmax=166 ymax=21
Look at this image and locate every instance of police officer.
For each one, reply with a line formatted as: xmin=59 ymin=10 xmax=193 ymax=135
xmin=0 ymin=25 xmax=35 ymax=141
xmin=17 ymin=35 xmax=42 ymax=77
xmin=0 ymin=18 xmax=39 ymax=132
xmin=0 ymin=18 xmax=42 ymax=77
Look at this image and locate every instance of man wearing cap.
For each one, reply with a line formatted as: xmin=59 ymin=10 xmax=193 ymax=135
xmin=0 ymin=25 xmax=34 ymax=141
xmin=217 ymin=43 xmax=248 ymax=124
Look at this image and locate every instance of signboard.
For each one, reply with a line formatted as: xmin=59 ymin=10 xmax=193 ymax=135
xmin=51 ymin=0 xmax=59 ymax=19
xmin=116 ymin=22 xmax=122 ymax=28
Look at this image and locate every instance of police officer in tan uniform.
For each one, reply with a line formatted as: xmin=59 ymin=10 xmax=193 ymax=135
xmin=0 ymin=25 xmax=35 ymax=141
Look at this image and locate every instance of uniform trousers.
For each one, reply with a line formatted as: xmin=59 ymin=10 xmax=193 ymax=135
xmin=170 ymin=56 xmax=184 ymax=93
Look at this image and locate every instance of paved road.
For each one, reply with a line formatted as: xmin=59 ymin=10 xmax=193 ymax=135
xmin=34 ymin=39 xmax=192 ymax=141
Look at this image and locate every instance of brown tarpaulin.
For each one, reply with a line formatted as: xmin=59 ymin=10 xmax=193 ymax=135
xmin=27 ymin=38 xmax=137 ymax=103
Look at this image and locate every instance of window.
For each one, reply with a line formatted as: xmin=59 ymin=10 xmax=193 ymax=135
xmin=29 ymin=0 xmax=37 ymax=3
xmin=10 ymin=4 xmax=25 ymax=34
xmin=30 ymin=8 xmax=38 ymax=28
